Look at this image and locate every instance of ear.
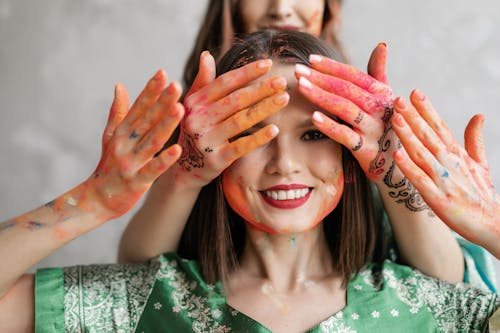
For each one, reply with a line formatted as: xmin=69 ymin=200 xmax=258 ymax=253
xmin=220 ymin=0 xmax=235 ymax=59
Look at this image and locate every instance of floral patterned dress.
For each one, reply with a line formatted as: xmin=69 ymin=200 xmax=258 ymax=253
xmin=35 ymin=253 xmax=499 ymax=333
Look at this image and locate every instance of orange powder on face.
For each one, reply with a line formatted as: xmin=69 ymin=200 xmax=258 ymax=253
xmin=315 ymin=172 xmax=344 ymax=227
xmin=222 ymin=172 xmax=280 ymax=234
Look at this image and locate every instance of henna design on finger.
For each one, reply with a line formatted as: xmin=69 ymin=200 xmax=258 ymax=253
xmin=368 ymin=105 xmax=393 ymax=176
xmin=352 ymin=136 xmax=363 ymax=151
xmin=193 ymin=133 xmax=202 ymax=140
xmin=129 ymin=131 xmax=139 ymax=139
xmin=205 ymin=147 xmax=213 ymax=153
xmin=383 ymin=163 xmax=434 ymax=215
xmin=353 ymin=112 xmax=364 ymax=124
xmin=178 ymin=132 xmax=204 ymax=171
xmin=26 ymin=221 xmax=45 ymax=231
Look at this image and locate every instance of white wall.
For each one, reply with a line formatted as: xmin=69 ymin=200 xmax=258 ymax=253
xmin=1 ymin=0 xmax=498 ymax=285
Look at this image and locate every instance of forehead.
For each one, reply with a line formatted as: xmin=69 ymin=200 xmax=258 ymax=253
xmin=257 ymin=62 xmax=317 ymax=123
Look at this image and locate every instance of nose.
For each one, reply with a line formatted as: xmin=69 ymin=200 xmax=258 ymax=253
xmin=265 ymin=135 xmax=301 ymax=176
xmin=267 ymin=0 xmax=293 ymax=20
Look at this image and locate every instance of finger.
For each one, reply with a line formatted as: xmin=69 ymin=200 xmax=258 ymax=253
xmin=296 ymin=63 xmax=385 ymax=113
xmin=185 ymin=51 xmax=216 ymax=99
xmin=409 ymin=89 xmax=456 ymax=148
xmin=207 ymin=76 xmax=287 ymax=124
xmin=464 ymin=114 xmax=489 ymax=168
xmin=120 ymin=69 xmax=168 ymax=130
xmin=393 ymin=96 xmax=443 ymax=156
xmin=187 ymin=59 xmax=272 ymax=107
xmin=367 ymin=42 xmax=388 ymax=84
xmin=312 ymin=111 xmax=363 ymax=151
xmin=298 ymin=76 xmax=376 ymax=130
xmin=130 ymin=81 xmax=182 ymax=139
xmin=223 ymin=125 xmax=279 ymax=162
xmin=134 ymin=103 xmax=185 ymax=160
xmin=309 ymin=54 xmax=390 ymax=95
xmin=136 ymin=144 xmax=182 ymax=184
xmin=393 ymin=149 xmax=442 ymax=204
xmin=392 ymin=111 xmax=446 ymax=182
xmin=208 ymin=91 xmax=289 ymax=146
xmin=102 ymin=83 xmax=130 ymax=150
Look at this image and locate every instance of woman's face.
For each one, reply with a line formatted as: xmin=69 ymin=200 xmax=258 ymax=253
xmin=222 ymin=63 xmax=343 ymax=234
xmin=238 ymin=0 xmax=325 ymax=37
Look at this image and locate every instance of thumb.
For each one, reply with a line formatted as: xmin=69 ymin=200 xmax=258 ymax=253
xmin=464 ymin=114 xmax=489 ymax=168
xmin=367 ymin=42 xmax=388 ymax=84
xmin=185 ymin=50 xmax=216 ymax=98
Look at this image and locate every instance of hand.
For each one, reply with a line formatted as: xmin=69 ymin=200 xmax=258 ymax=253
xmin=391 ymin=90 xmax=500 ymax=257
xmin=87 ymin=70 xmax=184 ymax=219
xmin=175 ymin=51 xmax=287 ymax=188
xmin=295 ymin=43 xmax=398 ymax=183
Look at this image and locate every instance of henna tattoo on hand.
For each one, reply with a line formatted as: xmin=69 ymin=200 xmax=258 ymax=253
xmin=205 ymin=147 xmax=213 ymax=153
xmin=353 ymin=112 xmax=364 ymax=124
xmin=178 ymin=132 xmax=205 ymax=171
xmin=0 ymin=220 xmax=15 ymax=232
xmin=352 ymin=136 xmax=363 ymax=151
xmin=368 ymin=105 xmax=393 ymax=176
xmin=384 ymin=163 xmax=434 ymax=215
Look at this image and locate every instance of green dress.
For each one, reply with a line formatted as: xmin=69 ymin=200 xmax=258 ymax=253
xmin=35 ymin=253 xmax=499 ymax=333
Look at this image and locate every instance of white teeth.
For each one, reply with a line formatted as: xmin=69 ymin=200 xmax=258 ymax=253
xmin=264 ymin=188 xmax=309 ymax=200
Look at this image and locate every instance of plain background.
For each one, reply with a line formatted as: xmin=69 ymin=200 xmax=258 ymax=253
xmin=1 ymin=0 xmax=499 ymax=286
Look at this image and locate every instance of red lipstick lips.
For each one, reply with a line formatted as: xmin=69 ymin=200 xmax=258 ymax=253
xmin=260 ymin=184 xmax=311 ymax=209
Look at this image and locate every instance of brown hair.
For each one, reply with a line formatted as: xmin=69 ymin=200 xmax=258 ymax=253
xmin=182 ymin=0 xmax=346 ymax=89
xmin=177 ymin=30 xmax=386 ymax=286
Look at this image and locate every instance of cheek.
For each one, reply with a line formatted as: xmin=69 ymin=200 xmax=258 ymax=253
xmin=222 ymin=171 xmax=257 ymax=224
xmin=305 ymin=8 xmax=324 ymax=36
xmin=315 ymin=170 xmax=344 ymax=223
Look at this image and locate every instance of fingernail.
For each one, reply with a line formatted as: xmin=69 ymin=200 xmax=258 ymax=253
xmin=413 ymin=89 xmax=425 ymax=101
xmin=312 ymin=111 xmax=324 ymax=123
xmin=394 ymin=97 xmax=407 ymax=110
xmin=170 ymin=105 xmax=179 ymax=117
xmin=168 ymin=144 xmax=181 ymax=156
xmin=379 ymin=42 xmax=387 ymax=48
xmin=273 ymin=92 xmax=289 ymax=105
xmin=268 ymin=124 xmax=279 ymax=136
xmin=271 ymin=77 xmax=287 ymax=89
xmin=309 ymin=54 xmax=322 ymax=63
xmin=257 ymin=59 xmax=272 ymax=69
xmin=299 ymin=77 xmax=313 ymax=90
xmin=153 ymin=69 xmax=164 ymax=81
xmin=295 ymin=64 xmax=311 ymax=76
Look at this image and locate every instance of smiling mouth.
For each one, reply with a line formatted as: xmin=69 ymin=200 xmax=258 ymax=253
xmin=260 ymin=188 xmax=312 ymax=209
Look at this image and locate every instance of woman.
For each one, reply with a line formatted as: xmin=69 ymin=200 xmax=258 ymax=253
xmin=0 ymin=30 xmax=497 ymax=333
xmin=117 ymin=0 xmax=495 ymax=290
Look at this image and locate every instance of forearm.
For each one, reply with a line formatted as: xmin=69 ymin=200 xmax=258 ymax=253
xmin=376 ymin=175 xmax=464 ymax=283
xmin=0 ymin=181 xmax=111 ymax=299
xmin=118 ymin=170 xmax=201 ymax=262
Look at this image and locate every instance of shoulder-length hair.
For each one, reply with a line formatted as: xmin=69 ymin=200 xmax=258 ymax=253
xmin=178 ymin=30 xmax=386 ymax=286
xmin=182 ymin=0 xmax=346 ymax=89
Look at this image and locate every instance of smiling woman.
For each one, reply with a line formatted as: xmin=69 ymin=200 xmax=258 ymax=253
xmin=0 ymin=29 xmax=498 ymax=333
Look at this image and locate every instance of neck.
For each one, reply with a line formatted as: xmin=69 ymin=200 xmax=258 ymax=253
xmin=237 ymin=223 xmax=336 ymax=293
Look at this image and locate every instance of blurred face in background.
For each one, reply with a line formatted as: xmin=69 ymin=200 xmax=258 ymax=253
xmin=238 ymin=0 xmax=326 ymax=36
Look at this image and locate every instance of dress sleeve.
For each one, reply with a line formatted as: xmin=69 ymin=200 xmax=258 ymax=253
xmin=35 ymin=259 xmax=159 ymax=333
xmin=456 ymin=234 xmax=498 ymax=293
xmin=415 ymin=270 xmax=499 ymax=332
